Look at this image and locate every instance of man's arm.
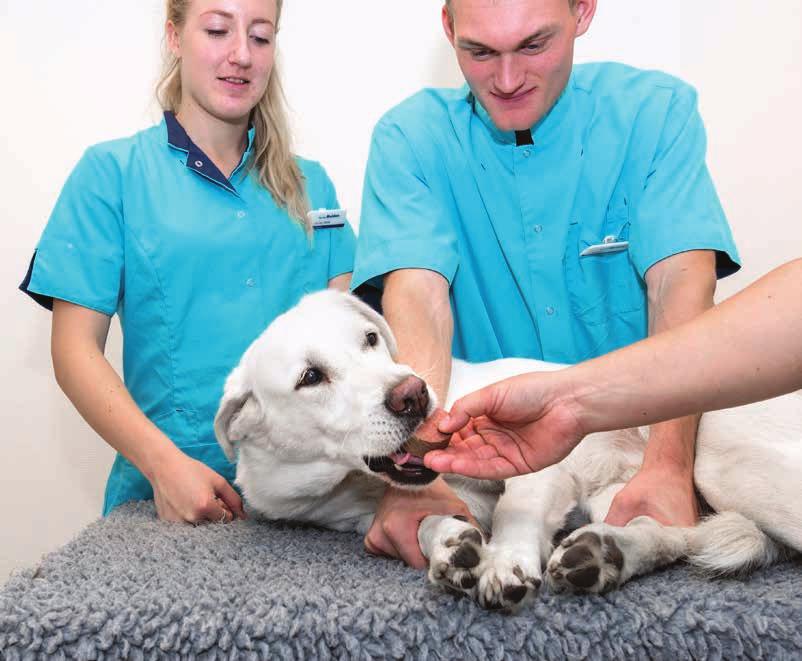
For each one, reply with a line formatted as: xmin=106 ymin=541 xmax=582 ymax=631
xmin=328 ymin=273 xmax=352 ymax=292
xmin=431 ymin=258 xmax=802 ymax=479
xmin=364 ymin=268 xmax=477 ymax=569
xmin=605 ymin=250 xmax=716 ymax=527
xmin=383 ymin=269 xmax=453 ymax=404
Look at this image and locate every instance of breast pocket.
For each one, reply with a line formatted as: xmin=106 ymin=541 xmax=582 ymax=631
xmin=564 ymin=200 xmax=646 ymax=328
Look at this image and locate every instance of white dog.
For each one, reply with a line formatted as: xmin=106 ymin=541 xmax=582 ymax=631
xmin=215 ymin=290 xmax=802 ymax=611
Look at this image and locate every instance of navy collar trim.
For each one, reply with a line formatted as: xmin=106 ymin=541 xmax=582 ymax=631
xmin=164 ymin=110 xmax=192 ymax=152
xmin=164 ymin=111 xmax=255 ymax=196
xmin=471 ymin=75 xmax=576 ymax=147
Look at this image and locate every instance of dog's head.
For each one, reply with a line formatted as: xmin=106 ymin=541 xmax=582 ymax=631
xmin=214 ymin=290 xmax=440 ymax=488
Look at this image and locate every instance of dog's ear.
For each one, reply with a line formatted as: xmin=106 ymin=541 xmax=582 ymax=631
xmin=342 ymin=292 xmax=399 ymax=358
xmin=214 ymin=365 xmax=264 ymax=461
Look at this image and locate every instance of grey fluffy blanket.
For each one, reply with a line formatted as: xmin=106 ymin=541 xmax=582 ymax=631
xmin=2 ymin=502 xmax=801 ymax=660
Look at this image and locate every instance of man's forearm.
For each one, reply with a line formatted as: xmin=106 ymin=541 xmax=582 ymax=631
xmin=638 ymin=251 xmax=717 ymax=474
xmin=369 ymin=269 xmax=460 ymax=563
xmin=382 ymin=269 xmax=453 ymax=406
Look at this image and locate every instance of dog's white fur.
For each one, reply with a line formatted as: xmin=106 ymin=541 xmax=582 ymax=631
xmin=216 ymin=290 xmax=802 ymax=610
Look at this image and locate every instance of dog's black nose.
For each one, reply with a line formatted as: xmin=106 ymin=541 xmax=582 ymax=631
xmin=385 ymin=375 xmax=429 ymax=418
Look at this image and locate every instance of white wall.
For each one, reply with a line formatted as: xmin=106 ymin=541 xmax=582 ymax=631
xmin=2 ymin=1 xmax=800 ymax=582
xmin=677 ymin=3 xmax=802 ymax=298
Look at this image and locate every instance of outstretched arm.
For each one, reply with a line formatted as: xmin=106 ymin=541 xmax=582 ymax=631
xmin=430 ymin=259 xmax=802 ymax=479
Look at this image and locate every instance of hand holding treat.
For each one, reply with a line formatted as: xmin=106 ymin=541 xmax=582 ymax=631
xmin=403 ymin=408 xmax=451 ymax=458
xmin=423 ymin=374 xmax=586 ymax=480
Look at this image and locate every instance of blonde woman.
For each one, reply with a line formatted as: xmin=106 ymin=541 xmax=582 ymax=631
xmin=20 ymin=0 xmax=355 ymax=525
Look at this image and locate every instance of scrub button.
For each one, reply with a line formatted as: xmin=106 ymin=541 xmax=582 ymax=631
xmin=237 ymin=210 xmax=247 ymax=219
xmin=194 ymin=160 xmax=203 ymax=168
xmin=246 ymin=278 xmax=256 ymax=287
xmin=545 ymin=306 xmax=555 ymax=316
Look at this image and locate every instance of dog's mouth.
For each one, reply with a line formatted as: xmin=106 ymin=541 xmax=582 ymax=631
xmin=363 ymin=411 xmax=450 ymax=486
xmin=363 ymin=445 xmax=440 ymax=486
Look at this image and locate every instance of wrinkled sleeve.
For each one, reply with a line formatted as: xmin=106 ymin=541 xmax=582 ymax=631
xmin=350 ymin=118 xmax=459 ymax=291
xmin=20 ymin=146 xmax=124 ymax=315
xmin=628 ymin=86 xmax=740 ymax=280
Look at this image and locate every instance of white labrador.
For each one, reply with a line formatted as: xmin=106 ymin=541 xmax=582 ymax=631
xmin=215 ymin=290 xmax=802 ymax=611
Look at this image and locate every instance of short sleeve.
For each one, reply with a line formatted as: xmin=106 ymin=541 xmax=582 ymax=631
xmin=350 ymin=118 xmax=459 ymax=291
xmin=20 ymin=146 xmax=124 ymax=315
xmin=628 ymin=86 xmax=740 ymax=280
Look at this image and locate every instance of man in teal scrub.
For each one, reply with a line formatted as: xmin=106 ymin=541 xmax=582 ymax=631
xmin=351 ymin=0 xmax=740 ymax=567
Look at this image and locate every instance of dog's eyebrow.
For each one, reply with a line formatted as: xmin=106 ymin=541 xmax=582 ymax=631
xmin=302 ymin=352 xmax=331 ymax=372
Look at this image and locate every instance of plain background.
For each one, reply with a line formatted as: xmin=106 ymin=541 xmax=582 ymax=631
xmin=2 ymin=1 xmax=801 ymax=582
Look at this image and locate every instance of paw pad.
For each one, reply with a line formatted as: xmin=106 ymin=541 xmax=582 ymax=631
xmin=547 ymin=530 xmax=624 ymax=593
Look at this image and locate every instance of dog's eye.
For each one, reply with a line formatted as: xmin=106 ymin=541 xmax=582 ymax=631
xmin=297 ymin=367 xmax=325 ymax=388
xmin=366 ymin=331 xmax=379 ymax=348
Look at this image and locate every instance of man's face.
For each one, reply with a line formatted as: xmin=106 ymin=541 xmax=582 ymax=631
xmin=443 ymin=0 xmax=595 ymax=131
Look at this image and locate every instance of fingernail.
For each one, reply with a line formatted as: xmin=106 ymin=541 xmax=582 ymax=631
xmin=437 ymin=415 xmax=451 ymax=431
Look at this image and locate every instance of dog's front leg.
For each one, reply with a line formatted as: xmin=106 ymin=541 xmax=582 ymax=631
xmin=420 ymin=465 xmax=580 ymax=611
xmin=546 ymin=485 xmax=689 ymax=594
xmin=418 ymin=514 xmax=487 ymax=600
xmin=471 ymin=465 xmax=579 ymax=611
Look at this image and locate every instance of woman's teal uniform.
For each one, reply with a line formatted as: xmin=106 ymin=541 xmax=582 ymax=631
xmin=21 ymin=112 xmax=356 ymax=514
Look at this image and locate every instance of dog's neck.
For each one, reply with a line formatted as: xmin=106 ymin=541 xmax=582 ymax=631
xmin=236 ymin=445 xmax=382 ymax=524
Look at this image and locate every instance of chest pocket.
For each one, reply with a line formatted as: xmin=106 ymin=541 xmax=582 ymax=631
xmin=564 ymin=197 xmax=646 ymax=329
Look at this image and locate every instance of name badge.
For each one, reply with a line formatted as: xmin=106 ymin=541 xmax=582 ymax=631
xmin=580 ymin=235 xmax=629 ymax=257
xmin=307 ymin=208 xmax=347 ymax=229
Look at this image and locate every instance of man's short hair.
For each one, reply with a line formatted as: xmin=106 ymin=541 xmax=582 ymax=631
xmin=445 ymin=0 xmax=578 ymax=23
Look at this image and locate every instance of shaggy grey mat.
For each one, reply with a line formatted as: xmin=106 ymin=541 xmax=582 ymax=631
xmin=2 ymin=502 xmax=801 ymax=660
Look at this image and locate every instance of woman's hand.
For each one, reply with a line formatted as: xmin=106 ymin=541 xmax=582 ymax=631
xmin=150 ymin=451 xmax=246 ymax=524
xmin=425 ymin=373 xmax=585 ymax=480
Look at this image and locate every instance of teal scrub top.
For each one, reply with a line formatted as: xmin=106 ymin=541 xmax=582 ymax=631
xmin=352 ymin=62 xmax=740 ymax=364
xmin=21 ymin=112 xmax=356 ymax=514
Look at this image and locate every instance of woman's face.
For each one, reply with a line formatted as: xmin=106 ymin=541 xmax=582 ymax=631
xmin=168 ymin=0 xmax=277 ymax=123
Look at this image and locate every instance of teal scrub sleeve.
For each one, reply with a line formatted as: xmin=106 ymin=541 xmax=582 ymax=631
xmin=628 ymin=87 xmax=740 ymax=280
xmin=25 ymin=146 xmax=124 ymax=315
xmin=351 ymin=119 xmax=460 ymax=291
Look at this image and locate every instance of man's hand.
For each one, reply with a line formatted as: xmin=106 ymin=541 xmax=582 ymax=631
xmin=151 ymin=451 xmax=246 ymax=524
xmin=364 ymin=477 xmax=477 ymax=569
xmin=611 ymin=249 xmax=712 ymax=528
xmin=425 ymin=373 xmax=585 ymax=479
xmin=605 ymin=464 xmax=699 ymax=527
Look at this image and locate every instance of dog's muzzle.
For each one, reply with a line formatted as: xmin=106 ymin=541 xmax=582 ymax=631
xmin=363 ymin=375 xmax=440 ymax=486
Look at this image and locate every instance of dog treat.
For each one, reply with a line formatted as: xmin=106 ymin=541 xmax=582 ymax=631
xmin=403 ymin=408 xmax=451 ymax=457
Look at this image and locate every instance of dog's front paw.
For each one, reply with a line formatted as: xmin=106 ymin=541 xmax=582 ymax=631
xmin=428 ymin=526 xmax=485 ymax=598
xmin=475 ymin=546 xmax=541 ymax=612
xmin=546 ymin=527 xmax=625 ymax=594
